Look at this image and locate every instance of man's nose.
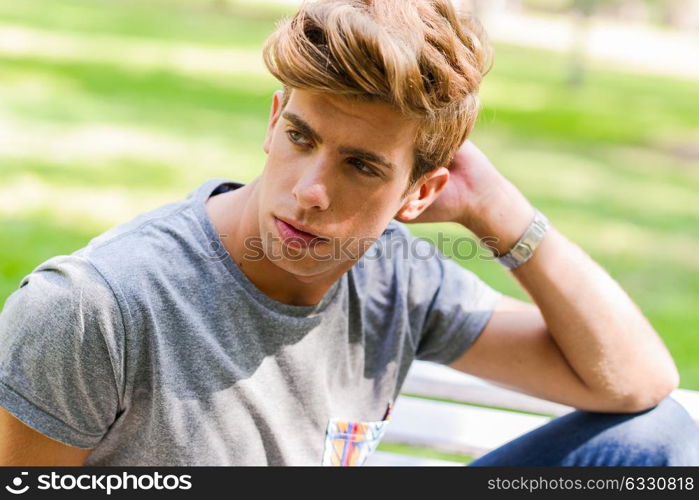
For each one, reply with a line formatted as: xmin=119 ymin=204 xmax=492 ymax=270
xmin=292 ymin=161 xmax=332 ymax=211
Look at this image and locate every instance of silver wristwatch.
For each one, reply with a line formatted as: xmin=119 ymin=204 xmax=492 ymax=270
xmin=496 ymin=209 xmax=549 ymax=270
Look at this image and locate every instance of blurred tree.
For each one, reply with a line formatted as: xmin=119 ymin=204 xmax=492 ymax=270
xmin=568 ymin=0 xmax=597 ymax=86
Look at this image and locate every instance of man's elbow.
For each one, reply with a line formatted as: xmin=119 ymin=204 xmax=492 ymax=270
xmin=613 ymin=368 xmax=680 ymax=413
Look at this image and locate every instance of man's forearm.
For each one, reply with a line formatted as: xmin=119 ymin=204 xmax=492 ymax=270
xmin=461 ymin=177 xmax=680 ymax=408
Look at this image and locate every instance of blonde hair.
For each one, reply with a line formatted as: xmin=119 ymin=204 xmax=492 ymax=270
xmin=262 ymin=0 xmax=493 ymax=196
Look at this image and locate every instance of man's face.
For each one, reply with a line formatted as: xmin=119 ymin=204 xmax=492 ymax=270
xmin=257 ymin=88 xmax=421 ymax=279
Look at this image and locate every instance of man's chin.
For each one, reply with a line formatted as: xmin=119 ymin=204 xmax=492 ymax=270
xmin=277 ymin=263 xmax=334 ymax=285
xmin=264 ymin=243 xmax=317 ymax=268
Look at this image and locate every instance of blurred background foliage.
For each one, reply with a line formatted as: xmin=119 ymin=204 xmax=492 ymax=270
xmin=0 ymin=0 xmax=697 ymax=392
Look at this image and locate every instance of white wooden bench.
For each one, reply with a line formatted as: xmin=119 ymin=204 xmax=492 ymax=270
xmin=366 ymin=360 xmax=699 ymax=466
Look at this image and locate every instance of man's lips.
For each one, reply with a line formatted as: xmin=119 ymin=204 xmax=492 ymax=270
xmin=274 ymin=217 xmax=328 ymax=247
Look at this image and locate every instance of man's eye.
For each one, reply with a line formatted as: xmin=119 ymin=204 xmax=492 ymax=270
xmin=286 ymin=130 xmax=309 ymax=146
xmin=348 ymin=158 xmax=377 ymax=177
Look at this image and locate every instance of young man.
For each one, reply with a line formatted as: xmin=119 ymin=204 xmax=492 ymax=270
xmin=1 ymin=0 xmax=697 ymax=466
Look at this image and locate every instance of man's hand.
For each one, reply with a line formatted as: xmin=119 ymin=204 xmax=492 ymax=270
xmin=407 ymin=140 xmax=501 ymax=225
xmin=410 ymin=140 xmax=535 ymax=255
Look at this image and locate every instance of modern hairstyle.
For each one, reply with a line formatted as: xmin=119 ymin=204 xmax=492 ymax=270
xmin=262 ymin=0 xmax=493 ymax=196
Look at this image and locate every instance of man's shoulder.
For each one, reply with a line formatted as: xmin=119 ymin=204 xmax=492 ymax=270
xmin=84 ymin=198 xmax=191 ymax=256
xmin=79 ymin=189 xmax=213 ymax=282
xmin=1 ymin=253 xmax=123 ymax=359
xmin=5 ymin=185 xmax=207 ymax=323
xmin=14 ymin=253 xmax=115 ymax=308
xmin=81 ymin=179 xmax=232 ymax=272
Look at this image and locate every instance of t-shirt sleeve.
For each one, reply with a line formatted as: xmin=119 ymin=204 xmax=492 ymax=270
xmin=402 ymin=226 xmax=503 ymax=365
xmin=0 ymin=255 xmax=124 ymax=449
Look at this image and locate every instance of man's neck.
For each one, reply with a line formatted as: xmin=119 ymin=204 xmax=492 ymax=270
xmin=205 ymin=179 xmax=344 ymax=307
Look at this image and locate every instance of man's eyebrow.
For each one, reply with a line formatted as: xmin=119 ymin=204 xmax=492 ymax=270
xmin=337 ymin=146 xmax=396 ymax=171
xmin=282 ymin=111 xmax=396 ymax=171
xmin=282 ymin=111 xmax=323 ymax=144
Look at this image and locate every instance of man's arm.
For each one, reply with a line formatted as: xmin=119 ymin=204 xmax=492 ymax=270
xmin=0 ymin=256 xmax=123 ymax=464
xmin=449 ymin=288 xmax=677 ymax=413
xmin=0 ymin=407 xmax=92 ymax=465
xmin=410 ymin=140 xmax=679 ymax=413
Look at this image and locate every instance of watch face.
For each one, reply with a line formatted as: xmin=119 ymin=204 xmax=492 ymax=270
xmin=513 ymin=244 xmax=532 ymax=260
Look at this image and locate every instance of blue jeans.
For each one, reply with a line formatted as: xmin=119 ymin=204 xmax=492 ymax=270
xmin=468 ymin=396 xmax=699 ymax=466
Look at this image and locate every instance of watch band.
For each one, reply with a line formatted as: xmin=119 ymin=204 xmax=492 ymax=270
xmin=496 ymin=209 xmax=549 ymax=270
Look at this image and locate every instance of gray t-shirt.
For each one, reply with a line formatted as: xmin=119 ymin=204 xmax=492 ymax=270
xmin=0 ymin=178 xmax=502 ymax=465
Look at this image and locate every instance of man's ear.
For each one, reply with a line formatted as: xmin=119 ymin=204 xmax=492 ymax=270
xmin=394 ymin=167 xmax=449 ymax=222
xmin=263 ymin=90 xmax=284 ymax=155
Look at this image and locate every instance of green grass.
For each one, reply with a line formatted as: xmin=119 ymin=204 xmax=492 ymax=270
xmin=1 ymin=0 xmax=698 ymax=391
xmin=376 ymin=441 xmax=475 ymax=465
xmin=0 ymin=0 xmax=294 ymax=49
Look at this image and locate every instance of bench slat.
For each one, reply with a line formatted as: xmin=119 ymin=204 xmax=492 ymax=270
xmin=383 ymin=395 xmax=551 ymax=457
xmin=375 ymin=363 xmax=699 ymax=465
xmin=404 ymin=361 xmax=699 ymax=423
xmin=670 ymin=389 xmax=699 ymax=423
